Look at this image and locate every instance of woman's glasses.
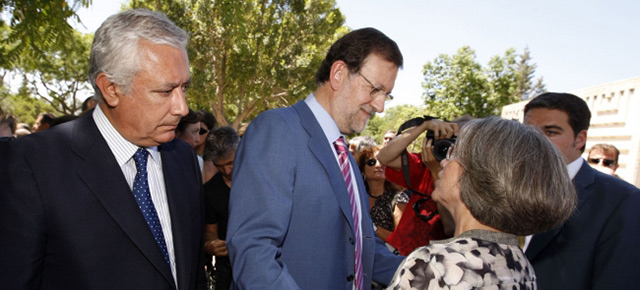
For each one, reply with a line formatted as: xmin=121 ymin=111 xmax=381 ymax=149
xmin=365 ymin=158 xmax=378 ymax=166
xmin=445 ymin=144 xmax=456 ymax=161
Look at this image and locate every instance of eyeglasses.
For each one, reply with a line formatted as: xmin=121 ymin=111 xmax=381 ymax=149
xmin=358 ymin=72 xmax=393 ymax=102
xmin=199 ymin=128 xmax=210 ymax=135
xmin=445 ymin=144 xmax=456 ymax=161
xmin=365 ymin=158 xmax=378 ymax=166
xmin=588 ymin=158 xmax=616 ymax=167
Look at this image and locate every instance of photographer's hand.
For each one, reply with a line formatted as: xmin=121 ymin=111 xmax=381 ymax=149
xmin=425 ymin=119 xmax=458 ymax=140
xmin=421 ymin=138 xmax=442 ymax=181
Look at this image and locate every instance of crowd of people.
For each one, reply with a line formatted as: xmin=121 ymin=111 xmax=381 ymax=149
xmin=1 ymin=8 xmax=640 ymax=290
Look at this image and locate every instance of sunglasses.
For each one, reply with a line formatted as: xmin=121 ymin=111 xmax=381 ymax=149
xmin=365 ymin=158 xmax=378 ymax=166
xmin=199 ymin=128 xmax=210 ymax=135
xmin=588 ymin=158 xmax=616 ymax=167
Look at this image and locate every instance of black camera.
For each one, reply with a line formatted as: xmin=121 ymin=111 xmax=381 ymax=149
xmin=426 ymin=130 xmax=457 ymax=161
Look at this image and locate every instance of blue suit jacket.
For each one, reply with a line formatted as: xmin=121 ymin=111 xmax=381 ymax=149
xmin=526 ymin=161 xmax=640 ymax=289
xmin=226 ymin=100 xmax=403 ymax=289
xmin=0 ymin=113 xmax=206 ymax=290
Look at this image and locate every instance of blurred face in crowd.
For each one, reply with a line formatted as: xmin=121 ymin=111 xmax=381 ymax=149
xmin=524 ymin=108 xmax=586 ymax=163
xmin=363 ymin=151 xmax=385 ymax=182
xmin=329 ymin=53 xmax=398 ymax=135
xmin=98 ymin=41 xmax=190 ymax=147
xmin=588 ymin=149 xmax=618 ymax=175
xmin=177 ymin=122 xmax=201 ymax=148
xmin=214 ymin=151 xmax=235 ymax=183
xmin=33 ymin=115 xmax=49 ymax=132
xmin=383 ymin=132 xmax=395 ymax=145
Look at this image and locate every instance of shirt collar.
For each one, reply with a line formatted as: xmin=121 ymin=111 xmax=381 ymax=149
xmin=92 ymin=104 xmax=159 ymax=166
xmin=566 ymin=157 xmax=583 ymax=180
xmin=304 ymin=93 xmax=343 ymax=143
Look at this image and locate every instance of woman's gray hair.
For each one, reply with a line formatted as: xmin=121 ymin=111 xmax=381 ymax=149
xmin=455 ymin=117 xmax=576 ymax=236
xmin=204 ymin=126 xmax=240 ymax=163
xmin=88 ymin=9 xmax=188 ymax=100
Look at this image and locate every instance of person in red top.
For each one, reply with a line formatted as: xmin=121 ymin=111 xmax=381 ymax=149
xmin=378 ymin=118 xmax=458 ymax=255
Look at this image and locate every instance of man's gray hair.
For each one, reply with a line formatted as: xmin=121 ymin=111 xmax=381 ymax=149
xmin=349 ymin=136 xmax=377 ymax=154
xmin=455 ymin=117 xmax=577 ymax=236
xmin=88 ymin=9 xmax=188 ymax=100
xmin=204 ymin=126 xmax=240 ymax=163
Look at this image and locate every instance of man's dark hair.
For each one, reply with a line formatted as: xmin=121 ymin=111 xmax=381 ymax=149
xmin=204 ymin=126 xmax=240 ymax=162
xmin=315 ymin=27 xmax=403 ymax=85
xmin=197 ymin=110 xmax=217 ymax=130
xmin=524 ymin=92 xmax=591 ymax=152
xmin=176 ymin=109 xmax=201 ymax=134
xmin=38 ymin=113 xmax=56 ymax=126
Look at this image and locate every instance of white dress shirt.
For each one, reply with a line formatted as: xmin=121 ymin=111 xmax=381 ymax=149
xmin=92 ymin=105 xmax=177 ymax=283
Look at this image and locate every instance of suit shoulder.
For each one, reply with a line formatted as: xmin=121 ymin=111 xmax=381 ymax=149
xmin=584 ymin=170 xmax=640 ymax=210
xmin=8 ymin=122 xmax=75 ymax=156
xmin=254 ymin=106 xmax=299 ymax=123
xmin=245 ymin=106 xmax=302 ymax=135
xmin=593 ymin=171 xmax=640 ymax=194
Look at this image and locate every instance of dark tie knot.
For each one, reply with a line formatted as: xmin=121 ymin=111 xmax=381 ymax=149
xmin=133 ymin=148 xmax=149 ymax=171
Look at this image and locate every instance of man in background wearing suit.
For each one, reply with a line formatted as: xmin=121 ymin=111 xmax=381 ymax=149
xmin=226 ymin=28 xmax=405 ymax=289
xmin=523 ymin=92 xmax=640 ymax=290
xmin=0 ymin=9 xmax=206 ymax=290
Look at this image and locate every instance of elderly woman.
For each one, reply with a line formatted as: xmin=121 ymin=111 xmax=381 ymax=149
xmin=387 ymin=117 xmax=576 ymax=289
xmin=356 ymin=145 xmax=409 ymax=242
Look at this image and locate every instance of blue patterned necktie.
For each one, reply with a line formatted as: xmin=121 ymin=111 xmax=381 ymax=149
xmin=334 ymin=137 xmax=363 ymax=290
xmin=132 ymin=148 xmax=171 ymax=267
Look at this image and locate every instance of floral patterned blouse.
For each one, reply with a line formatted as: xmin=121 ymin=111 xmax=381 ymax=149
xmin=387 ymin=230 xmax=536 ymax=290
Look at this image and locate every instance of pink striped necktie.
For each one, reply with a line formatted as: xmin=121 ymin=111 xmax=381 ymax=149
xmin=334 ymin=137 xmax=363 ymax=290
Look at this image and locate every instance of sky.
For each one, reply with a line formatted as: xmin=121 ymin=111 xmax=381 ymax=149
xmin=73 ymin=0 xmax=640 ymax=108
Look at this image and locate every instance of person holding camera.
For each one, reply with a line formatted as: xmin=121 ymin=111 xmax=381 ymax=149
xmin=377 ymin=117 xmax=458 ymax=255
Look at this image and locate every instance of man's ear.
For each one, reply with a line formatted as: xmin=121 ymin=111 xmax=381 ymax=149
xmin=95 ymin=73 xmax=120 ymax=107
xmin=575 ymin=129 xmax=587 ymax=151
xmin=328 ymin=60 xmax=348 ymax=91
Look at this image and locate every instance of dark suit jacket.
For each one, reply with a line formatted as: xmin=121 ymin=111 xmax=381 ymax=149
xmin=0 ymin=113 xmax=206 ymax=290
xmin=226 ymin=100 xmax=403 ymax=289
xmin=526 ymin=161 xmax=640 ymax=290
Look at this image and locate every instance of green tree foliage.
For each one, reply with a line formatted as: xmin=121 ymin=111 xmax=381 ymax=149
xmin=0 ymin=0 xmax=91 ymax=69
xmin=16 ymin=30 xmax=93 ymax=115
xmin=0 ymin=80 xmax=56 ymax=125
xmin=360 ymin=104 xmax=430 ymax=150
xmin=129 ymin=0 xmax=346 ymax=129
xmin=422 ymin=46 xmax=545 ymax=120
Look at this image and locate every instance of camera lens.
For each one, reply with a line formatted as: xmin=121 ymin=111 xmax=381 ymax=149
xmin=433 ymin=140 xmax=454 ymax=161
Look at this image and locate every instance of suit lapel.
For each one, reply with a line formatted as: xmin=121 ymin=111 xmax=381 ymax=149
xmin=71 ymin=115 xmax=176 ymax=288
xmin=526 ymin=160 xmax=595 ymax=260
xmin=293 ymin=101 xmax=356 ymax=231
xmin=161 ymin=141 xmax=197 ymax=290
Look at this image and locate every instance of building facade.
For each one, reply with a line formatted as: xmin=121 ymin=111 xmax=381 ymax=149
xmin=501 ymin=76 xmax=640 ymax=187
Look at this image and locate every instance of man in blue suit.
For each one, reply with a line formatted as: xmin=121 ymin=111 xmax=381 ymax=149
xmin=0 ymin=10 xmax=205 ymax=290
xmin=226 ymin=28 xmax=405 ymax=289
xmin=523 ymin=92 xmax=640 ymax=290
